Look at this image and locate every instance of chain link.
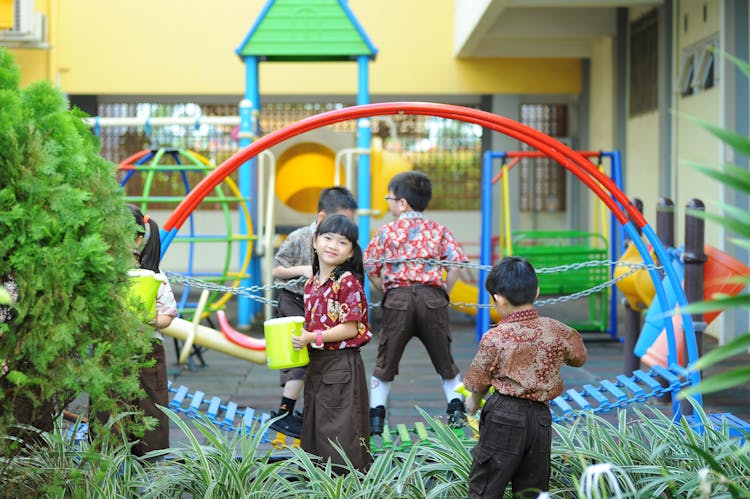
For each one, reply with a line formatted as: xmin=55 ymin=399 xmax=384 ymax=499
xmin=164 ymin=272 xmax=306 ymax=308
xmin=165 ymin=259 xmax=662 ymax=312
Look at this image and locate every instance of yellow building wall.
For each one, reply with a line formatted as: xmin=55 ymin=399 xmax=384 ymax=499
xmin=0 ymin=0 xmax=13 ymax=29
xmin=672 ymin=0 xmax=721 ymax=244
xmin=626 ymin=111 xmax=660 ymax=216
xmin=12 ymin=0 xmax=580 ymax=96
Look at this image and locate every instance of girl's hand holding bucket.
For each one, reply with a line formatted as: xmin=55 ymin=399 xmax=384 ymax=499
xmin=291 ymin=329 xmax=310 ymax=351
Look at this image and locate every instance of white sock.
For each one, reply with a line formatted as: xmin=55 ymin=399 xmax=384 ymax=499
xmin=370 ymin=376 xmax=391 ymax=408
xmin=442 ymin=375 xmax=463 ymax=402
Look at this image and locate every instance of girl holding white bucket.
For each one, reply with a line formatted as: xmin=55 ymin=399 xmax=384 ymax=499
xmin=290 ymin=214 xmax=372 ymax=473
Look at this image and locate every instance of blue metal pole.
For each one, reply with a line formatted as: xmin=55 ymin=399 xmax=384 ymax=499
xmin=238 ymin=56 xmax=261 ymax=327
xmin=477 ymin=151 xmax=505 ymax=341
xmin=608 ymin=150 xmax=623 ymax=339
xmin=356 ymin=56 xmax=371 ymax=254
xmin=356 ymin=56 xmax=372 ymax=304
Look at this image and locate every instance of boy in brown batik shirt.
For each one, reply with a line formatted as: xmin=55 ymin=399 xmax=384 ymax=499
xmin=463 ymin=256 xmax=587 ymax=498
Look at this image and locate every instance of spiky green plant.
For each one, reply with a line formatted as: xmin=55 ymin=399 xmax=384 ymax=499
xmin=146 ymin=410 xmax=298 ymax=498
xmin=0 ymin=47 xmax=153 ymax=462
xmin=551 ymin=403 xmax=750 ymax=498
xmin=0 ymin=414 xmax=148 ymax=497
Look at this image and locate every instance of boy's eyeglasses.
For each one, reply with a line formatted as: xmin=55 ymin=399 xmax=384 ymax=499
xmin=384 ymin=196 xmax=400 ymax=201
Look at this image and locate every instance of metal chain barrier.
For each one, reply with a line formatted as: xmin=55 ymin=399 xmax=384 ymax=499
xmin=164 ymin=258 xmax=662 ymax=312
xmin=164 ymin=273 xmax=306 ymax=308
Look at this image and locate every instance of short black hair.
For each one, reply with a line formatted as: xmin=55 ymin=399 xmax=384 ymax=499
xmin=318 ymin=186 xmax=357 ymax=214
xmin=388 ymin=171 xmax=431 ymax=212
xmin=485 ymin=256 xmax=538 ymax=306
xmin=312 ymin=214 xmax=364 ymax=283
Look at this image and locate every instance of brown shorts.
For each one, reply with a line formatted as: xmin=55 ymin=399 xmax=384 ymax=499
xmin=372 ymin=285 xmax=460 ymax=382
xmin=277 ymin=289 xmax=306 ymax=385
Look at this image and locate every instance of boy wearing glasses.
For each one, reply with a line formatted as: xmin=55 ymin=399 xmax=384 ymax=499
xmin=364 ymin=171 xmax=469 ymax=434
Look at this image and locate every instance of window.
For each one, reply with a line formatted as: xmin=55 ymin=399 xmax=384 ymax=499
xmin=677 ymin=36 xmax=719 ymax=97
xmin=518 ymin=104 xmax=568 ymax=213
xmin=678 ymin=51 xmax=695 ymax=97
xmin=629 ymin=9 xmax=659 ymax=116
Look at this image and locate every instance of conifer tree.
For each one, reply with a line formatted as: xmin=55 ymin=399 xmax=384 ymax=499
xmin=0 ymin=48 xmax=152 ymax=456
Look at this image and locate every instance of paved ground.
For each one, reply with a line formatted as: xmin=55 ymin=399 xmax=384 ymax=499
xmin=162 ymin=302 xmax=750 ymax=449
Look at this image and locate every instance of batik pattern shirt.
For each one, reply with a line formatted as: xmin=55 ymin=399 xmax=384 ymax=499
xmin=463 ymin=309 xmax=587 ymax=402
xmin=304 ymin=271 xmax=371 ymax=350
xmin=364 ymin=211 xmax=468 ymax=292
xmin=273 ymin=222 xmax=316 ymax=296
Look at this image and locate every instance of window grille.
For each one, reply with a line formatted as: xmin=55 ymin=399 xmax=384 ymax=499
xmin=97 ymin=101 xmax=482 ymax=210
xmin=518 ymin=104 xmax=568 ymax=213
xmin=629 ymin=9 xmax=659 ymax=116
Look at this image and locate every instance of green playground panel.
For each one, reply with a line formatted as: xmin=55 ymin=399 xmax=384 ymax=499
xmin=370 ymin=423 xmax=475 ymax=453
xmin=512 ymin=230 xmax=609 ymax=332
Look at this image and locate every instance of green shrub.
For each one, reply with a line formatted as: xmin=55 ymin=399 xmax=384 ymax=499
xmin=0 ymin=48 xmax=152 ymax=460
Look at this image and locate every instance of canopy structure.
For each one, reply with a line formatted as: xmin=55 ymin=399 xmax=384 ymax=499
xmin=234 ymin=0 xmax=377 ymax=325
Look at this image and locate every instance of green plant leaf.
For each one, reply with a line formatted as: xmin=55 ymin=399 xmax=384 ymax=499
xmin=685 ymin=161 xmax=750 ymax=194
xmin=686 ymin=116 xmax=750 ymax=156
xmin=688 ymin=333 xmax=750 ymax=371
xmin=721 ymin=50 xmax=750 ymax=79
xmin=691 ymin=210 xmax=750 ymax=239
xmin=679 ymin=365 xmax=750 ymax=398
xmin=680 ymin=295 xmax=750 ymax=314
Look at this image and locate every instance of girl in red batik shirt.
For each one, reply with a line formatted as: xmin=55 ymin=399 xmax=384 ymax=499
xmin=291 ymin=214 xmax=372 ymax=473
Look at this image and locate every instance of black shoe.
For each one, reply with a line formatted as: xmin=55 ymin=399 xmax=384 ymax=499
xmin=270 ymin=410 xmax=302 ymax=438
xmin=446 ymin=398 xmax=466 ymax=427
xmin=370 ymin=405 xmax=386 ymax=435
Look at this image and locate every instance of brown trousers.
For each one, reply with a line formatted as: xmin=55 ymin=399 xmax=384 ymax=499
xmin=93 ymin=340 xmax=169 ymax=457
xmin=373 ymin=285 xmax=460 ymax=382
xmin=135 ymin=340 xmax=170 ymax=455
xmin=468 ymin=393 xmax=552 ymax=498
xmin=301 ymin=348 xmax=371 ymax=473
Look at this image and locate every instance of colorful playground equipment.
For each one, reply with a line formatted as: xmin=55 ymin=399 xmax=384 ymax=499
xmin=272 ymin=130 xmax=412 ymax=216
xmin=613 ymin=238 xmax=657 ymax=310
xmin=617 ymin=244 xmax=750 ymax=368
xmin=118 ymin=148 xmax=255 ymax=322
xmin=160 ymin=102 xmax=704 ymax=423
xmin=123 ymin=267 xmax=267 ymax=365
xmin=106 ymin=123 xmax=413 ymax=364
xmin=477 ymin=150 xmax=624 ymax=340
xmin=162 ymin=317 xmax=266 ymax=365
xmin=234 ymin=0 xmax=378 ymax=325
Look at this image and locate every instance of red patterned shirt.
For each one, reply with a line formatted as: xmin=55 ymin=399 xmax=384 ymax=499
xmin=303 ymin=271 xmax=371 ymax=350
xmin=463 ymin=309 xmax=587 ymax=402
xmin=364 ymin=211 xmax=468 ymax=292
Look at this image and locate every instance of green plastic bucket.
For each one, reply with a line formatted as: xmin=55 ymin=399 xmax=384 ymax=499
xmin=263 ymin=316 xmax=309 ymax=369
xmin=128 ymin=269 xmax=162 ymax=321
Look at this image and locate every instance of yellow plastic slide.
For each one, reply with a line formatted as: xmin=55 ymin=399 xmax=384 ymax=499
xmin=450 ymin=279 xmax=500 ymax=322
xmin=161 ymin=317 xmax=267 ymax=365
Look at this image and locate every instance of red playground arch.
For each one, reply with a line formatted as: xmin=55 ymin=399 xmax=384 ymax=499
xmin=159 ymin=102 xmax=701 ymax=418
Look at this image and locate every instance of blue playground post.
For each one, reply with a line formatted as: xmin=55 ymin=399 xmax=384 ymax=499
xmin=356 ymin=56 xmax=372 ymax=266
xmin=237 ymin=57 xmax=262 ymax=327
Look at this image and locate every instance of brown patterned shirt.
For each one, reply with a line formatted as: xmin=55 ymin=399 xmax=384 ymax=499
xmin=463 ymin=309 xmax=587 ymax=402
xmin=273 ymin=222 xmax=316 ymax=296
